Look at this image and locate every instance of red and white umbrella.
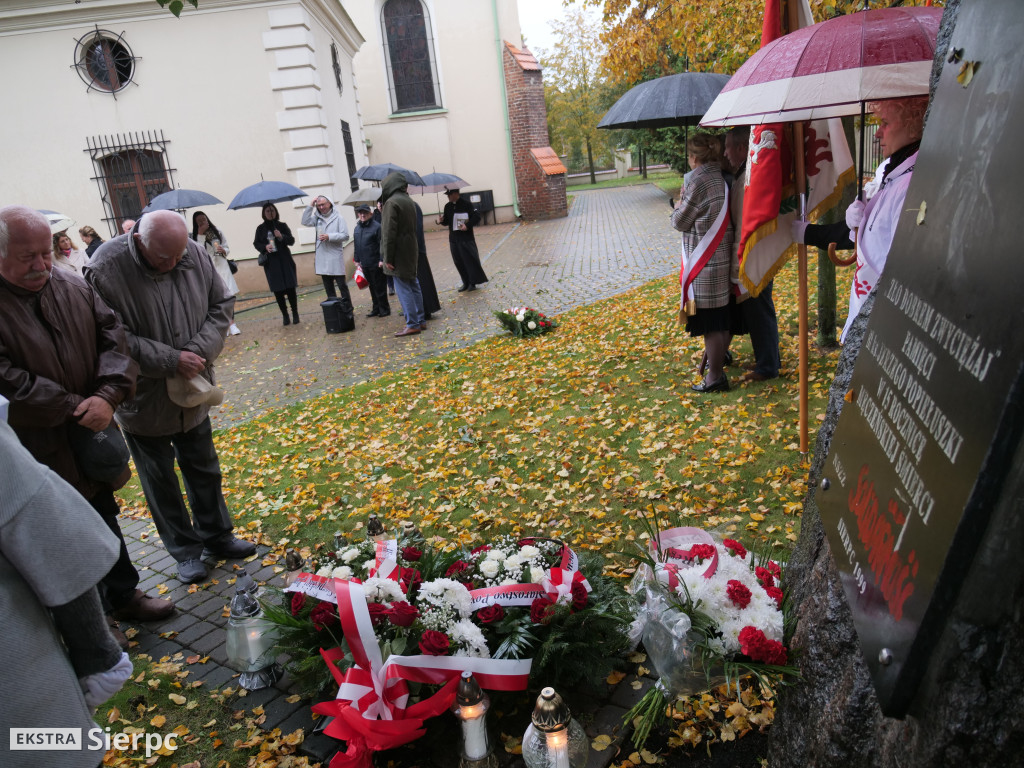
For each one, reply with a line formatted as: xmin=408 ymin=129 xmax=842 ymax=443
xmin=702 ymin=6 xmax=943 ymax=127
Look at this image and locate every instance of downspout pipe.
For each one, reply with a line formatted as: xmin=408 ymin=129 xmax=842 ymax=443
xmin=492 ymin=0 xmax=522 ymax=218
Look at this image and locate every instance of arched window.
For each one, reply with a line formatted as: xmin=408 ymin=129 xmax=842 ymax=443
xmin=381 ymin=0 xmax=440 ymax=113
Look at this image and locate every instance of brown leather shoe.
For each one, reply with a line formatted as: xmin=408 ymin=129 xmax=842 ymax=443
xmin=394 ymin=327 xmax=421 ymax=337
xmin=106 ymin=615 xmax=130 ymax=650
xmin=417 ymin=323 xmax=428 ymax=331
xmin=111 ymin=589 xmax=175 ymax=622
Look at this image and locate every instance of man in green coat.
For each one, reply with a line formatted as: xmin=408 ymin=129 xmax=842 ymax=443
xmin=380 ymin=172 xmax=425 ymax=337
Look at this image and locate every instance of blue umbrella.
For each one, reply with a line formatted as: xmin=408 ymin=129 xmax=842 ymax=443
xmin=143 ymin=188 xmax=222 ymax=212
xmin=352 ymin=164 xmax=425 ymax=186
xmin=227 ymin=181 xmax=308 ymax=210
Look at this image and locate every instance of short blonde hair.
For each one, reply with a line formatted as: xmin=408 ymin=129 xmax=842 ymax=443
xmin=688 ymin=133 xmax=722 ymax=164
xmin=869 ymin=96 xmax=929 ymax=143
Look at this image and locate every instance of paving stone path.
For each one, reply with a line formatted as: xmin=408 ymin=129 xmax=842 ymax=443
xmin=116 ymin=184 xmax=676 ymax=764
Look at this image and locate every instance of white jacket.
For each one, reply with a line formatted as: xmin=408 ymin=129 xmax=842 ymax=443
xmin=302 ymin=204 xmax=349 ymax=276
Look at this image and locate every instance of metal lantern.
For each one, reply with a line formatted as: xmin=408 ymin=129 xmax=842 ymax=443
xmin=400 ymin=520 xmax=426 ymax=545
xmin=522 ymin=687 xmax=588 ymax=768
xmin=283 ymin=548 xmax=305 ymax=587
xmin=224 ymin=585 xmax=281 ymax=690
xmin=367 ymin=513 xmax=388 ymax=543
xmin=451 ymin=671 xmax=497 ymax=768
xmin=333 ymin=530 xmax=345 ymax=550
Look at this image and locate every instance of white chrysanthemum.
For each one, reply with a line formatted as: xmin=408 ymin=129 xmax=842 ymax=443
xmin=515 ymin=313 xmax=526 ymax=322
xmin=479 ymin=560 xmax=500 ymax=579
xmin=485 ymin=548 xmax=507 ymax=562
xmin=340 ymin=548 xmax=362 ymax=563
xmin=451 ymin=618 xmax=491 ymax=658
xmin=316 ymin=565 xmax=333 ymax=577
xmin=363 ymin=559 xmax=376 ymax=573
xmin=503 ymin=554 xmax=523 ymax=570
xmin=331 ymin=565 xmax=353 ymax=580
xmin=361 ymin=577 xmax=405 ymax=604
xmin=519 ymin=545 xmax=540 ymax=560
xmin=418 ymin=579 xmax=473 ymax=618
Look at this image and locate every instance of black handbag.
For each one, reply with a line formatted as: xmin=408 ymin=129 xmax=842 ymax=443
xmin=258 ymin=252 xmax=269 ymax=267
xmin=228 ymin=259 xmax=239 ymax=274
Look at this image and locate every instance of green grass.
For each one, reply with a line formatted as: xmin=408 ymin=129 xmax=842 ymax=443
xmin=120 ymin=266 xmax=840 ymax=574
xmin=567 ymin=170 xmax=684 ymax=193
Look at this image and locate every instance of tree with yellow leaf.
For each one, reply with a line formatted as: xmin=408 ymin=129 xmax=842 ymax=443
xmin=539 ymin=6 xmax=617 ymax=183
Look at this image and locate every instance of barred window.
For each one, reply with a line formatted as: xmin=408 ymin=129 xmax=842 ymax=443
xmin=381 ymin=0 xmax=441 ymax=113
xmin=72 ymin=29 xmax=138 ymax=95
xmin=85 ymin=132 xmax=176 ymax=236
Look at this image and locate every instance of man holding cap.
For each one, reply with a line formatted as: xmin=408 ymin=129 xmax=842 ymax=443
xmin=437 ymin=187 xmax=488 ymax=292
xmin=352 ymin=203 xmax=389 ymax=317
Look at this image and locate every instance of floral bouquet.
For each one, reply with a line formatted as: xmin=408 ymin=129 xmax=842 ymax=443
xmin=494 ymin=306 xmax=558 ymax=337
xmin=624 ymin=522 xmax=797 ymax=748
xmin=263 ymin=526 xmax=631 ymax=764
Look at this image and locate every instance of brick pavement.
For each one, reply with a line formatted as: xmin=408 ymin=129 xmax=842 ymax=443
xmin=115 ymin=184 xmax=676 ymax=764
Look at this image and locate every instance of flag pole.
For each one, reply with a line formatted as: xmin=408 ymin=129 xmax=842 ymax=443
xmin=785 ymin=0 xmax=810 ymax=457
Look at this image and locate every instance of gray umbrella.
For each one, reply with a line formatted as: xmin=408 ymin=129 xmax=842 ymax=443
xmin=597 ymin=72 xmax=732 ymax=130
xmin=227 ymin=181 xmax=308 ymax=210
xmin=352 ymin=163 xmax=425 ymax=186
xmin=143 ymin=188 xmax=222 ymax=212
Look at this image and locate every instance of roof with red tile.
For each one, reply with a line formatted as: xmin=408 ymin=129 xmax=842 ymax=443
xmin=530 ymin=147 xmax=567 ymax=176
xmin=505 ymin=41 xmax=541 ymax=72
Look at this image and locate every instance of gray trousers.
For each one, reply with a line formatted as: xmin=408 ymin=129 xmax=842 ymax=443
xmin=123 ymin=417 xmax=232 ymax=563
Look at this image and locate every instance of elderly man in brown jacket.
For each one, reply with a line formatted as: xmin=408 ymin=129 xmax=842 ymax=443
xmin=86 ymin=210 xmax=255 ymax=584
xmin=0 ymin=205 xmax=174 ymax=645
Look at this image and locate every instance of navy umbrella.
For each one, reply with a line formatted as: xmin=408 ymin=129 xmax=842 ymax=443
xmin=352 ymin=163 xmax=425 ymax=186
xmin=597 ymin=72 xmax=731 ymax=130
xmin=143 ymin=188 xmax=222 ymax=212
xmin=227 ymin=181 xmax=308 ymax=210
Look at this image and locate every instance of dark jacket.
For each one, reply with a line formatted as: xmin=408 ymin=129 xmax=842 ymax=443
xmin=254 ymin=220 xmax=298 ymax=293
xmin=85 ymin=231 xmax=233 ymax=437
xmin=0 ymin=268 xmax=137 ymax=496
xmin=440 ymin=197 xmax=482 ymax=239
xmin=380 ymin=172 xmax=419 ymax=280
xmin=85 ymin=238 xmax=104 ymax=258
xmin=353 ymin=217 xmax=382 ymax=269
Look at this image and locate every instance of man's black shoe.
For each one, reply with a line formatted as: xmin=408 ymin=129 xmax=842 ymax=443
xmin=202 ymin=534 xmax=256 ymax=560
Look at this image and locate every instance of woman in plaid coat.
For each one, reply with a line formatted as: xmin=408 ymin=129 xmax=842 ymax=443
xmin=671 ymin=134 xmax=736 ymax=393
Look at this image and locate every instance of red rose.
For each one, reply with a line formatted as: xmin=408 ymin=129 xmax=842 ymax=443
xmin=476 ymin=604 xmax=505 ymax=624
xmin=290 ymin=592 xmax=308 ymax=617
xmin=755 ymin=566 xmax=775 ymax=588
xmin=388 ymin=601 xmax=419 ymax=627
xmin=765 ymin=586 xmax=784 ymax=608
xmin=723 ymin=539 xmax=747 ymax=558
xmin=726 ymin=579 xmax=752 ymax=609
xmin=367 ymin=602 xmax=390 ymax=627
xmin=517 ymin=538 xmax=536 ymax=547
xmin=445 ymin=560 xmax=472 ymax=580
xmin=402 ymin=546 xmax=423 ymax=562
xmin=530 ymin=597 xmax=556 ymax=625
xmin=570 ymin=581 xmax=588 ymax=612
xmin=470 ymin=544 xmax=491 ymax=555
xmin=310 ymin=601 xmax=338 ymax=631
xmin=418 ymin=630 xmax=450 ymax=656
xmin=401 ymin=567 xmax=422 ymax=596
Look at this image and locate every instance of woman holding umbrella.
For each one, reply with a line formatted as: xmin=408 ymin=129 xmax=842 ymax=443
xmin=792 ymin=96 xmax=928 ymax=343
xmin=671 ymin=133 xmax=735 ymax=393
xmin=253 ymin=204 xmax=300 ymax=326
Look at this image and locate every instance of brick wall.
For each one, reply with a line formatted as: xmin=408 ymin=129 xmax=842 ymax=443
xmin=503 ymin=45 xmax=567 ymax=221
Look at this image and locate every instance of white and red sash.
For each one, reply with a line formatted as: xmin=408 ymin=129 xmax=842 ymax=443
xmin=680 ymin=197 xmax=731 ymax=316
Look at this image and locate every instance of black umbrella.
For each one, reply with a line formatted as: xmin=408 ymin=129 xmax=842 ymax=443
xmin=352 ymin=163 xmax=425 ymax=186
xmin=597 ymin=72 xmax=732 ymax=130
